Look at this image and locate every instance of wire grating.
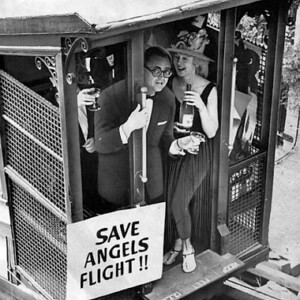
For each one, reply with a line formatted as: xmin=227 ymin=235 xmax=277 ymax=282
xmin=1 ymin=68 xmax=67 ymax=300
xmin=227 ymin=44 xmax=267 ymax=256
xmin=0 ymin=69 xmax=62 ymax=157
xmin=228 ymin=156 xmax=265 ymax=255
xmin=1 ymin=69 xmax=65 ymax=212
xmin=5 ymin=123 xmax=65 ymax=212
xmin=11 ymin=181 xmax=67 ymax=300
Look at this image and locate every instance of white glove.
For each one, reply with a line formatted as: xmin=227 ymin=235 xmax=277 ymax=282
xmin=122 ymin=104 xmax=149 ymax=138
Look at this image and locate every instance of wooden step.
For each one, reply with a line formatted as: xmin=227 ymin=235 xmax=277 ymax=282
xmin=247 ymin=262 xmax=300 ymax=293
xmin=261 ymin=260 xmax=292 ymax=275
xmin=224 ymin=276 xmax=299 ymax=300
xmin=146 ymin=249 xmax=244 ymax=300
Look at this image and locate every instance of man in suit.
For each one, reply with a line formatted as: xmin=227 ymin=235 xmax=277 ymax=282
xmin=94 ymin=46 xmax=196 ymax=210
xmin=76 ymin=87 xmax=99 ymax=212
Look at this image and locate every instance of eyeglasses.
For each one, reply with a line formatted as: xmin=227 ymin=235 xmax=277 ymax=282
xmin=144 ymin=65 xmax=173 ymax=78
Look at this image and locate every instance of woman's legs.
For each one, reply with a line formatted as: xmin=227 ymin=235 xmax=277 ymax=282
xmin=164 ymin=193 xmax=196 ymax=272
xmin=164 ymin=154 xmax=209 ymax=271
xmin=171 ymin=181 xmax=194 ymax=240
xmin=173 ymin=208 xmax=192 ymax=240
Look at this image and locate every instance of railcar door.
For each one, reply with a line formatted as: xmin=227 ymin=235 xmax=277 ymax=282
xmin=215 ymin=1 xmax=287 ymax=261
xmin=0 ymin=32 xmax=146 ymax=299
xmin=142 ymin=7 xmax=246 ymax=300
xmin=0 ymin=55 xmax=68 ymax=300
xmin=142 ymin=2 xmax=287 ymax=299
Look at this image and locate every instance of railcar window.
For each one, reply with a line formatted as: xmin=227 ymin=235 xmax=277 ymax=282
xmin=229 ymin=12 xmax=267 ymax=163
xmin=78 ymin=43 xmax=129 ymax=216
xmin=1 ymin=44 xmax=129 ymax=217
xmin=2 ymin=56 xmax=54 ymax=103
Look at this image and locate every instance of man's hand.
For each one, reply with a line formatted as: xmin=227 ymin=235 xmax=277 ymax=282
xmin=77 ymin=88 xmax=97 ymax=107
xmin=122 ymin=104 xmax=149 ymax=137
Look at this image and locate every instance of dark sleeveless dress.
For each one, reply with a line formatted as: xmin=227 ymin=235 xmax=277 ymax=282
xmin=165 ymin=81 xmax=215 ymax=251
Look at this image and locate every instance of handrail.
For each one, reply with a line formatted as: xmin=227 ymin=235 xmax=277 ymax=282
xmin=228 ymin=57 xmax=238 ymax=152
xmin=140 ymin=87 xmax=148 ymax=183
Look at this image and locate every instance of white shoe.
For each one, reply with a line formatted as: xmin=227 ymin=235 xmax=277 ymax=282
xmin=163 ymin=248 xmax=181 ymax=265
xmin=182 ymin=251 xmax=196 ymax=273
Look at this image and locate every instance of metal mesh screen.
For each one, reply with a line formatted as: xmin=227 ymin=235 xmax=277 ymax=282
xmin=5 ymin=123 xmax=65 ymax=212
xmin=228 ymin=156 xmax=266 ymax=255
xmin=0 ymin=69 xmax=65 ymax=212
xmin=0 ymin=69 xmax=67 ymax=300
xmin=11 ymin=181 xmax=66 ymax=300
xmin=227 ymin=47 xmax=267 ymax=256
xmin=0 ymin=70 xmax=62 ymax=157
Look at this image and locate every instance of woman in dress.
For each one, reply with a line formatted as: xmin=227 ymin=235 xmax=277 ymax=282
xmin=163 ymin=29 xmax=219 ymax=273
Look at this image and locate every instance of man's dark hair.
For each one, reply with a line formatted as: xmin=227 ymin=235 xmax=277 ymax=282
xmin=144 ymin=46 xmax=172 ymax=64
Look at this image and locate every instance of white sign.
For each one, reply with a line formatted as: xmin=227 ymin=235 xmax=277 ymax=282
xmin=67 ymin=203 xmax=165 ymax=299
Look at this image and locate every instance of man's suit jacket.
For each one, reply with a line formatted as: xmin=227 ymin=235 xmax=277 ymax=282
xmin=94 ymin=80 xmax=175 ymax=206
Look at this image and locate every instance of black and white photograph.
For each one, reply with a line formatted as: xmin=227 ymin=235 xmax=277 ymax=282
xmin=0 ymin=0 xmax=299 ymax=299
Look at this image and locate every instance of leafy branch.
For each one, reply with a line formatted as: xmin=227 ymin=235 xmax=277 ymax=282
xmin=282 ymin=43 xmax=300 ymax=110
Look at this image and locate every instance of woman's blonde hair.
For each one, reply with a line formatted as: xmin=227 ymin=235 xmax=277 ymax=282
xmin=193 ymin=57 xmax=209 ymax=78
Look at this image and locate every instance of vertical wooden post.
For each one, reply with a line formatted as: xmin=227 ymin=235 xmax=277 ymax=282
xmin=213 ymin=8 xmax=236 ymax=255
xmin=260 ymin=1 xmax=287 ymax=246
xmin=56 ymin=52 xmax=83 ymax=223
xmin=128 ymin=32 xmax=146 ymax=206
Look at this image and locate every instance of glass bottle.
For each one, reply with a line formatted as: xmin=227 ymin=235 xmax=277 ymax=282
xmin=179 ymin=84 xmax=194 ymax=129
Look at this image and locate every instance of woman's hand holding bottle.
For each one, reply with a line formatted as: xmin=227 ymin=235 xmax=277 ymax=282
xmin=183 ymin=91 xmax=206 ymax=112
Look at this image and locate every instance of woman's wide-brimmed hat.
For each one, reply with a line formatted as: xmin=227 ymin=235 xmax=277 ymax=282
xmin=167 ymin=29 xmax=214 ymax=62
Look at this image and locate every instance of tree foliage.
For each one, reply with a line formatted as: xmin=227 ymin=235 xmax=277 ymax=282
xmin=237 ymin=14 xmax=267 ymax=44
xmin=282 ymin=42 xmax=300 ymax=110
xmin=282 ymin=0 xmax=300 ymax=111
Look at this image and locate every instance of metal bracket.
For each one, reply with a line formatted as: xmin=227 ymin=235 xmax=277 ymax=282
xmin=35 ymin=55 xmax=59 ymax=102
xmin=63 ymin=37 xmax=90 ymax=85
